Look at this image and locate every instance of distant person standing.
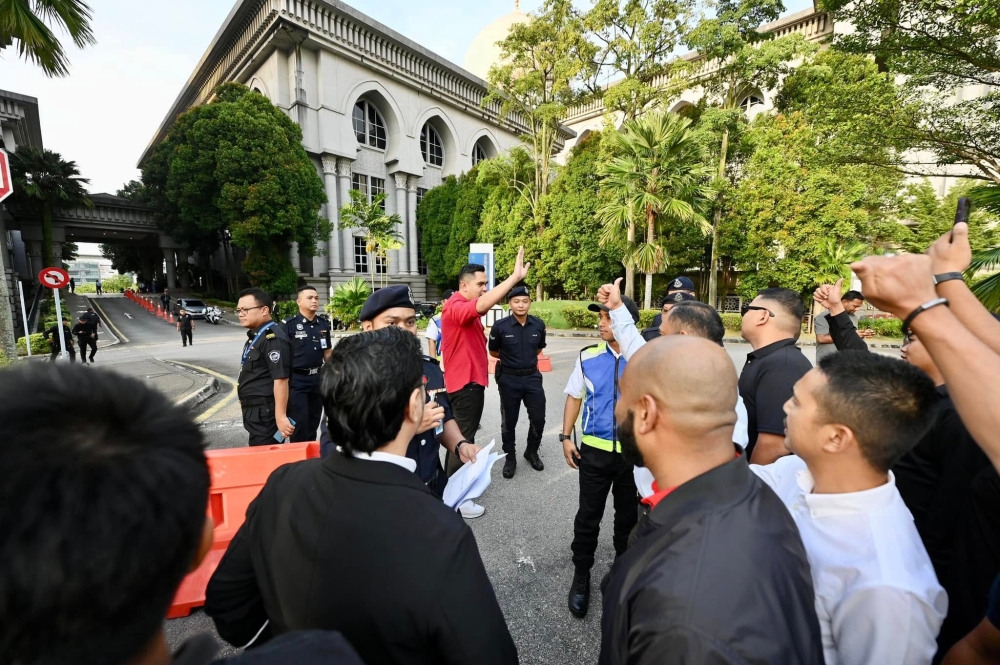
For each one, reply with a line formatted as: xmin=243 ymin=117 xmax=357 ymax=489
xmin=95 ymin=279 xmax=103 ymax=295
xmin=161 ymin=288 xmax=171 ymax=313
xmin=814 ymin=290 xmax=871 ymax=361
xmin=68 ymin=277 xmax=75 ymax=293
xmin=441 ymin=247 xmax=530 ymax=476
xmin=177 ymin=308 xmax=195 ymax=347
xmin=236 ymin=288 xmax=294 ymax=446
xmin=72 ymin=316 xmax=98 ymax=364
xmin=282 ymin=285 xmax=332 ymax=443
xmin=489 ymin=285 xmax=547 ymax=478
xmin=43 ymin=321 xmax=76 ymax=363
xmin=424 ymin=289 xmax=454 ymax=360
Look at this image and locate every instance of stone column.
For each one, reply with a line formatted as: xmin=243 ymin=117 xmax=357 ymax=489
xmin=337 ymin=157 xmax=355 ymax=274
xmin=52 ymin=242 xmax=63 ymax=268
xmin=177 ymin=249 xmax=191 ymax=291
xmin=393 ymin=173 xmax=410 ymax=275
xmin=290 ymin=242 xmax=302 ymax=274
xmin=385 ymin=178 xmax=399 ymax=277
xmin=26 ymin=241 xmax=43 ymax=281
xmin=321 ymin=154 xmax=341 ymax=272
xmin=407 ymin=176 xmax=420 ymax=275
xmin=163 ymin=248 xmax=176 ymax=290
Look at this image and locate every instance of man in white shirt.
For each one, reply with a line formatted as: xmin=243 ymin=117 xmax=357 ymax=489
xmin=751 ymin=350 xmax=948 ymax=665
xmin=596 ymin=278 xmax=748 ymax=499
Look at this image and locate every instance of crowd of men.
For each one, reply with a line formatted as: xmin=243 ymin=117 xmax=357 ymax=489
xmin=6 ymin=222 xmax=1000 ymax=665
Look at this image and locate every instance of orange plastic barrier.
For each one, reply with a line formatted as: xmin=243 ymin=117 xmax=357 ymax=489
xmin=537 ymin=354 xmax=552 ymax=372
xmin=488 ymin=355 xmax=498 ymax=375
xmin=167 ymin=441 xmax=322 ymax=618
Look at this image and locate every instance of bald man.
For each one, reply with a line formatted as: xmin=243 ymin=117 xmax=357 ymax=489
xmin=599 ymin=336 xmax=824 ymax=665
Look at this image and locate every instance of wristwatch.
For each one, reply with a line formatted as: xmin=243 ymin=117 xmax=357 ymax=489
xmin=933 ymin=272 xmax=964 ymax=285
xmin=456 ymin=439 xmax=472 ymax=456
xmin=559 ymin=434 xmax=572 ymax=442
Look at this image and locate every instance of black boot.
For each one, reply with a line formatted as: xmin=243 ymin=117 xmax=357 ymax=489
xmin=568 ymin=569 xmax=590 ymax=618
xmin=524 ymin=450 xmax=544 ymax=471
xmin=503 ymin=455 xmax=516 ymax=479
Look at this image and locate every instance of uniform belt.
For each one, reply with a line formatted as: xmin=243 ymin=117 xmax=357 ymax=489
xmin=239 ymin=396 xmax=275 ymax=407
xmin=503 ymin=365 xmax=538 ymax=377
xmin=293 ymin=366 xmax=322 ymax=376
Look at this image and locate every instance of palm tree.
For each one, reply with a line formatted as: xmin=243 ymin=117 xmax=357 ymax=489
xmin=598 ymin=112 xmax=713 ymax=308
xmin=328 ymin=277 xmax=372 ymax=328
xmin=339 ymin=190 xmax=403 ymax=289
xmin=1 ymin=0 xmax=96 ymax=76
xmin=816 ymin=238 xmax=869 ymax=284
xmin=10 ymin=147 xmax=91 ymax=268
xmin=965 ymin=185 xmax=1000 ymax=311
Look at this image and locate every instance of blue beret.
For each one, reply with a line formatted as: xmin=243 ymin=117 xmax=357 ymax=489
xmin=508 ymin=286 xmax=531 ymax=301
xmin=667 ymin=276 xmax=695 ymax=292
xmin=360 ymin=285 xmax=416 ymax=322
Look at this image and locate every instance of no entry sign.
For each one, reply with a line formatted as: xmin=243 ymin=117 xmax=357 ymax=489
xmin=39 ymin=267 xmax=70 ymax=289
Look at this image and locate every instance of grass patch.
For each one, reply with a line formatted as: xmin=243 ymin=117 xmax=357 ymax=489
xmin=527 ymin=300 xmax=595 ymax=329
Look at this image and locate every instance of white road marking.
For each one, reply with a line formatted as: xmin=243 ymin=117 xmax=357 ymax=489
xmin=124 ymin=312 xmax=133 ymax=319
xmin=516 ymin=549 xmax=536 ymax=572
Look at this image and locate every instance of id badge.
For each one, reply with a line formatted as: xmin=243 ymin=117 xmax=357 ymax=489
xmin=321 ymin=338 xmax=329 ymax=349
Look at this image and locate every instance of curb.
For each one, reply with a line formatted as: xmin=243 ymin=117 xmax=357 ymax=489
xmin=175 ymin=376 xmax=220 ymax=410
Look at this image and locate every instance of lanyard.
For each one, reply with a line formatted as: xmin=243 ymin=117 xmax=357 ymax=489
xmin=242 ymin=322 xmax=275 ymax=365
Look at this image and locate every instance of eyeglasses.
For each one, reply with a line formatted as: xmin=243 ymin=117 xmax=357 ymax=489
xmin=741 ymin=304 xmax=775 ymax=317
xmin=235 ymin=306 xmax=265 ymax=315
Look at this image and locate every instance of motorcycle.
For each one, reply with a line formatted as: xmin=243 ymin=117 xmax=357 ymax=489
xmin=206 ymin=306 xmax=222 ymax=325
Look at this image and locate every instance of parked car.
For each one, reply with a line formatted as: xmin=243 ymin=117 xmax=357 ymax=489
xmin=174 ymin=298 xmax=209 ymax=319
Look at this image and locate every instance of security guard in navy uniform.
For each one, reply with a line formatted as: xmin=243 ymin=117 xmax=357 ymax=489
xmin=643 ymin=291 xmax=697 ymax=341
xmin=283 ymin=285 xmax=332 ymax=442
xmin=236 ymin=287 xmax=294 ymax=446
xmin=489 ymin=285 xmax=547 ymax=480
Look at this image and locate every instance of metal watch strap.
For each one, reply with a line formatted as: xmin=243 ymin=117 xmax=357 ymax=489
xmin=933 ymin=272 xmax=964 ymax=285
xmin=902 ymin=297 xmax=949 ymax=333
xmin=559 ymin=434 xmax=572 ymax=442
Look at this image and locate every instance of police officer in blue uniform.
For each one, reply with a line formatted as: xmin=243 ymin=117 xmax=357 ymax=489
xmin=318 ymin=286 xmax=484 ymax=511
xmin=237 ymin=288 xmax=294 ymax=445
xmin=643 ymin=291 xmax=697 ymax=341
xmin=283 ymin=285 xmax=332 ymax=442
xmin=489 ymin=285 xmax=547 ymax=479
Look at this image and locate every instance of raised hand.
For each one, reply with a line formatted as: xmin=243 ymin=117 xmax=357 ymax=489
xmin=851 ymin=254 xmax=937 ymax=318
xmin=814 ymin=278 xmax=845 ymax=315
xmin=597 ymin=277 xmax=624 ymax=310
xmin=512 ymin=246 xmax=531 ymax=282
xmin=927 ymin=221 xmax=972 ymax=274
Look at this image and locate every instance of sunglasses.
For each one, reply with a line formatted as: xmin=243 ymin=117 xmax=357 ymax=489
xmin=741 ymin=304 xmax=775 ymax=317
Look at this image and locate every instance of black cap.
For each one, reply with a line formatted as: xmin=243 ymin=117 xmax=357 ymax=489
xmin=442 ymin=289 xmax=455 ymax=300
xmin=667 ymin=276 xmax=695 ymax=293
xmin=590 ymin=296 xmax=640 ymax=324
xmin=663 ymin=291 xmax=696 ymax=305
xmin=359 ymin=285 xmax=416 ymax=322
xmin=508 ymin=286 xmax=531 ymax=301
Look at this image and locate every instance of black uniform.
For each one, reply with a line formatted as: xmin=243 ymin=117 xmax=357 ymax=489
xmin=72 ymin=320 xmax=97 ymax=363
xmin=43 ymin=323 xmax=76 ymax=362
xmin=488 ymin=311 xmax=547 ymax=458
xmin=178 ymin=313 xmax=194 ymax=346
xmin=407 ymin=356 xmax=456 ymax=498
xmin=238 ymin=322 xmax=293 ymax=446
xmin=283 ymin=313 xmax=332 ymax=442
xmin=83 ymin=310 xmax=102 ymax=340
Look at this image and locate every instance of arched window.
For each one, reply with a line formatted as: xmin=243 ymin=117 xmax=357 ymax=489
xmin=252 ymin=87 xmax=263 ymax=95
xmin=353 ymin=100 xmax=387 ymax=149
xmin=472 ymin=142 xmax=487 ymax=166
xmin=739 ymin=94 xmax=764 ymax=111
xmin=420 ymin=123 xmax=444 ymax=167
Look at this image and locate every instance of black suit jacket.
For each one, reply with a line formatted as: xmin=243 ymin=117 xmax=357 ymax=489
xmin=205 ymin=451 xmax=518 ymax=665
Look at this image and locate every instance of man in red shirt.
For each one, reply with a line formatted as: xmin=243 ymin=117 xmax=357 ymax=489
xmin=442 ymin=247 xmax=531 ymax=485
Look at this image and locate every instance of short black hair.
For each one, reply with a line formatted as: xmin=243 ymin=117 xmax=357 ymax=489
xmin=816 ymin=352 xmax=937 ymax=472
xmin=0 ymin=364 xmax=209 ymax=665
xmin=458 ymin=263 xmax=486 ymax=284
xmin=321 ymin=326 xmax=424 ymax=456
xmin=297 ymin=285 xmax=318 ymax=295
xmin=666 ymin=301 xmax=725 ymax=346
xmin=757 ymin=287 xmax=805 ymax=321
xmin=842 ymin=290 xmax=864 ymax=302
xmin=238 ymin=287 xmax=271 ymax=310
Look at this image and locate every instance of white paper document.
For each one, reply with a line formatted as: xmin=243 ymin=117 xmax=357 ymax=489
xmin=443 ymin=440 xmax=505 ymax=509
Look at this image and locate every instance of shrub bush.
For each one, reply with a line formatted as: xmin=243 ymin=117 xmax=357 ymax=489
xmin=638 ymin=309 xmax=658 ymax=329
xmin=532 ymin=309 xmax=553 ymax=326
xmin=75 ymin=283 xmax=97 ymax=294
xmin=859 ymin=317 xmax=903 ymax=337
xmin=0 ymin=348 xmax=9 ymax=367
xmin=721 ymin=313 xmax=743 ymax=332
xmin=563 ymin=306 xmax=598 ymax=329
xmin=327 ymin=277 xmax=371 ymax=328
xmin=271 ymin=300 xmax=299 ymax=322
xmin=102 ymin=274 xmax=136 ymax=292
xmin=17 ymin=333 xmax=49 ymax=356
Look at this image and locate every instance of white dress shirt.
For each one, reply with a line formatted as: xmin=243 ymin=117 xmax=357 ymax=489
xmin=352 ymin=450 xmax=417 ymax=472
xmin=751 ymin=456 xmax=947 ymax=665
xmin=608 ymin=305 xmax=749 ymax=498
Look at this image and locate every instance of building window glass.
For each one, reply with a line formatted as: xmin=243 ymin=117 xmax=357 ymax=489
xmin=353 ymin=100 xmax=386 ymax=149
xmin=354 ymin=236 xmax=369 ymax=274
xmin=473 ymin=142 xmax=487 ymax=166
xmin=352 ymin=172 xmax=368 ymax=194
xmin=352 ymin=173 xmax=386 ymax=211
xmin=420 ymin=123 xmax=444 ymax=167
xmin=739 ymin=94 xmax=764 ymax=111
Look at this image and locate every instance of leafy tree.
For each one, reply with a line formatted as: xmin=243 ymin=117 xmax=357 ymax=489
xmin=900 ymin=180 xmax=1000 ymax=255
xmin=116 ymin=179 xmax=150 ymax=202
xmin=327 ymin=277 xmax=371 ymax=328
xmin=580 ymin=0 xmax=696 ymax=121
xmin=476 ymin=153 xmax=537 ymax=290
xmin=486 ymin=0 xmax=587 ymax=297
xmin=339 ymin=190 xmax=402 ymax=289
xmin=0 ymin=0 xmax=95 ymax=76
xmin=815 ymin=238 xmax=869 ymax=283
xmin=142 ymin=83 xmax=329 ymax=296
xmin=681 ymin=0 xmax=816 ymax=307
xmin=720 ymin=112 xmax=905 ymax=298
xmin=416 ymin=176 xmax=461 ymax=288
xmin=9 ymin=146 xmax=91 ymax=268
xmin=818 ymin=0 xmax=1000 ymax=186
xmin=598 ymin=112 xmax=713 ymax=308
xmin=540 ymin=131 xmax=625 ymax=298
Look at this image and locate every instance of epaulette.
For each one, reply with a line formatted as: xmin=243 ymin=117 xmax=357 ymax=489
xmin=422 ymin=354 xmax=440 ymax=365
xmin=282 ymin=317 xmax=290 ymax=324
xmin=266 ymin=332 xmax=277 ymax=340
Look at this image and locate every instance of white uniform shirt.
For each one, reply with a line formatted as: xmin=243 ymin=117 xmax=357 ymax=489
xmin=751 ymin=456 xmax=947 ymax=665
xmin=608 ymin=305 xmax=749 ymax=498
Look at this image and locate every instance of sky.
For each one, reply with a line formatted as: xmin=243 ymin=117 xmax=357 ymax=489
xmin=3 ymin=0 xmax=814 ymax=196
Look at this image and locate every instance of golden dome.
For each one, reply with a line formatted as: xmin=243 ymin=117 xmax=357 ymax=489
xmin=463 ymin=2 xmax=528 ymax=81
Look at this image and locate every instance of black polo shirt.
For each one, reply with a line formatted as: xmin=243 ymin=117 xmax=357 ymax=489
xmin=738 ymin=338 xmax=812 ymax=457
xmin=238 ymin=323 xmax=292 ymax=400
xmin=282 ymin=313 xmax=332 ymax=370
xmin=488 ymin=314 xmax=547 ymax=370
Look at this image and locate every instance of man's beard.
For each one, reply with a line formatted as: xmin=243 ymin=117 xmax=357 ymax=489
xmin=618 ymin=409 xmax=645 ymax=468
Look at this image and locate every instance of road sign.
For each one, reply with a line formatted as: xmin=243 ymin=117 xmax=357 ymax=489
xmin=0 ymin=149 xmax=11 ymax=204
xmin=39 ymin=267 xmax=70 ymax=290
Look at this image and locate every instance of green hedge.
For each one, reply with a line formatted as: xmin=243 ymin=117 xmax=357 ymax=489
xmin=638 ymin=309 xmax=658 ymax=329
xmin=563 ymin=306 xmax=598 ymax=329
xmin=859 ymin=317 xmax=904 ymax=337
xmin=75 ymin=283 xmax=97 ymax=294
xmin=721 ymin=313 xmax=743 ymax=331
xmin=0 ymin=348 xmax=9 ymax=367
xmin=18 ymin=333 xmax=49 ymax=356
xmin=272 ymin=300 xmax=299 ymax=322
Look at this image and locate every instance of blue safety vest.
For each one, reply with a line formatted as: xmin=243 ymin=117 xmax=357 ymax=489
xmin=578 ymin=343 xmax=626 ymax=453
